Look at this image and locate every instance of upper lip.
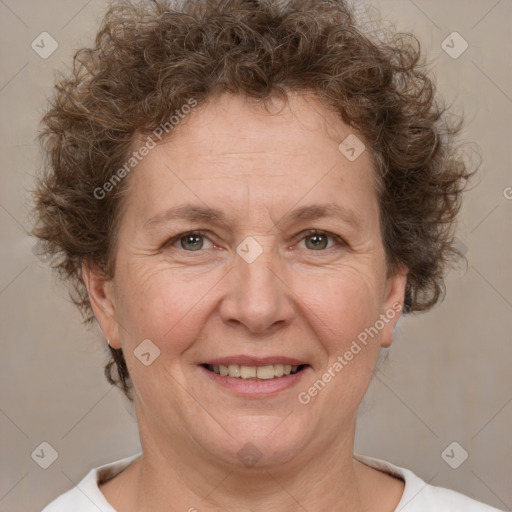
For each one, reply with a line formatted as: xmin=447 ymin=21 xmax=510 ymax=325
xmin=200 ymin=356 xmax=309 ymax=367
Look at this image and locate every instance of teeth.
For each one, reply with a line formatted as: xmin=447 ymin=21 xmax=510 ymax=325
xmin=256 ymin=365 xmax=275 ymax=380
xmin=240 ymin=365 xmax=257 ymax=379
xmin=228 ymin=364 xmax=240 ymax=378
xmin=209 ymin=363 xmax=303 ymax=379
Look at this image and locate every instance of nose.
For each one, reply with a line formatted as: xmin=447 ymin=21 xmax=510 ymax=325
xmin=218 ymin=238 xmax=295 ymax=334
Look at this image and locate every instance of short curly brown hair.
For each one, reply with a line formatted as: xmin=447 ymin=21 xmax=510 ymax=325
xmin=31 ymin=0 xmax=476 ymax=401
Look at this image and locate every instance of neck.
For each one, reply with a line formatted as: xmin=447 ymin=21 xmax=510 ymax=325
xmin=134 ymin=447 xmax=365 ymax=512
xmin=119 ymin=416 xmax=369 ymax=512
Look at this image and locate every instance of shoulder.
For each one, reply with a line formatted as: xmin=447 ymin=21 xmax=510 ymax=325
xmin=354 ymin=453 xmax=505 ymax=512
xmin=41 ymin=453 xmax=141 ymax=512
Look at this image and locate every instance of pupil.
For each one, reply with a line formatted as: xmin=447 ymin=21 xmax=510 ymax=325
xmin=183 ymin=235 xmax=202 ymax=250
xmin=308 ymin=234 xmax=326 ymax=250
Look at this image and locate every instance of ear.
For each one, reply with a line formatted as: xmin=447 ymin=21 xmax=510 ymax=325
xmin=379 ymin=265 xmax=408 ymax=348
xmin=82 ymin=261 xmax=122 ymax=349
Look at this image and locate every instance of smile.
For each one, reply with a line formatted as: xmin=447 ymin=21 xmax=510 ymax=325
xmin=198 ymin=355 xmax=311 ymax=396
xmin=203 ymin=363 xmax=307 ymax=380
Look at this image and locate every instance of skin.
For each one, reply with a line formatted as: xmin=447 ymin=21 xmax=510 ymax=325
xmin=84 ymin=91 xmax=408 ymax=512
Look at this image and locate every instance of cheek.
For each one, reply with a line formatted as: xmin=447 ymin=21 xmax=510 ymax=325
xmin=113 ymin=259 xmax=218 ymax=350
xmin=296 ymin=263 xmax=385 ymax=351
xmin=294 ymin=269 xmax=384 ymax=426
xmin=113 ymin=262 xmax=217 ymax=402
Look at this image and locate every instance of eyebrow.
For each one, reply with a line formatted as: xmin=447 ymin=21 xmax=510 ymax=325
xmin=145 ymin=203 xmax=361 ymax=230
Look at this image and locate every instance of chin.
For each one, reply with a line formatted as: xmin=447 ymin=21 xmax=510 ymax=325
xmin=191 ymin=415 xmax=313 ymax=470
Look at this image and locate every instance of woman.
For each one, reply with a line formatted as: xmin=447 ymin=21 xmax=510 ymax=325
xmin=33 ymin=0 xmax=503 ymax=510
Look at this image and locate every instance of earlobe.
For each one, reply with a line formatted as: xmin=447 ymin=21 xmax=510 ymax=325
xmin=82 ymin=261 xmax=122 ymax=349
xmin=379 ymin=265 xmax=408 ymax=348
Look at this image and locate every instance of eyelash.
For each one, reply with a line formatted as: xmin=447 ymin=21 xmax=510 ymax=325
xmin=164 ymin=229 xmax=347 ymax=253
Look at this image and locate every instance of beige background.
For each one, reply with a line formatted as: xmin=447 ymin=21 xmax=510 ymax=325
xmin=1 ymin=0 xmax=511 ymax=510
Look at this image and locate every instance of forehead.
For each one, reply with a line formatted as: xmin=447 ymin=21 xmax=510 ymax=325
xmin=164 ymin=92 xmax=363 ymax=162
xmin=124 ymin=92 xmax=379 ymax=228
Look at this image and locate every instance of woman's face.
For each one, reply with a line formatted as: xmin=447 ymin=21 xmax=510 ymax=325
xmin=90 ymin=92 xmax=407 ymax=469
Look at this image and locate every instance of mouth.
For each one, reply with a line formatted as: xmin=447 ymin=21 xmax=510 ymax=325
xmin=198 ymin=358 xmax=311 ymax=397
xmin=201 ymin=363 xmax=309 ymax=380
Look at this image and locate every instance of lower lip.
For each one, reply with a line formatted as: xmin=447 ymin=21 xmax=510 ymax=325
xmin=198 ymin=365 xmax=310 ymax=397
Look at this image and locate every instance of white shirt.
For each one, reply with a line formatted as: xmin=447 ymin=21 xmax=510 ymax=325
xmin=42 ymin=452 xmax=504 ymax=511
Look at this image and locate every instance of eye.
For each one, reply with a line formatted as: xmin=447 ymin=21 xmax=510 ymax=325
xmin=166 ymin=231 xmax=214 ymax=252
xmin=164 ymin=229 xmax=346 ymax=253
xmin=296 ymin=229 xmax=346 ymax=251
